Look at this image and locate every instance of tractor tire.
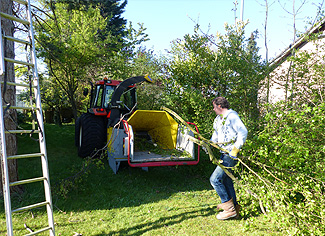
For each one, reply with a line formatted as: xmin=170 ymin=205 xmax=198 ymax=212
xmin=74 ymin=115 xmax=81 ymax=147
xmin=75 ymin=113 xmax=88 ymax=147
xmin=77 ymin=113 xmax=107 ymax=158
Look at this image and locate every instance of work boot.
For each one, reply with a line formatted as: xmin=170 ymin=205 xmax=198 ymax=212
xmin=217 ymin=202 xmax=223 ymax=210
xmin=217 ymin=201 xmax=229 ymax=210
xmin=235 ymin=204 xmax=241 ymax=218
xmin=217 ymin=199 xmax=236 ymax=211
xmin=216 ymin=199 xmax=237 ymax=220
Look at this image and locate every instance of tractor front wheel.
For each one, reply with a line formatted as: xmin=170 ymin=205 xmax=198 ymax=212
xmin=77 ymin=113 xmax=107 ymax=158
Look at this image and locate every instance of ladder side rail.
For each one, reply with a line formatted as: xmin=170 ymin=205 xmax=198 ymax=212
xmin=0 ymin=102 xmax=14 ymax=236
xmin=0 ymin=81 xmax=14 ymax=235
xmin=0 ymin=10 xmax=14 ymax=236
xmin=27 ymin=1 xmax=56 ymax=235
xmin=0 ymin=19 xmax=4 ymax=75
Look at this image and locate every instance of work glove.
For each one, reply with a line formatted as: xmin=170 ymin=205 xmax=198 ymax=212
xmin=229 ymin=146 xmax=240 ymax=159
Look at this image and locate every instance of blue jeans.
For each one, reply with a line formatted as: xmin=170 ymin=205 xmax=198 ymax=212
xmin=210 ymin=154 xmax=238 ymax=205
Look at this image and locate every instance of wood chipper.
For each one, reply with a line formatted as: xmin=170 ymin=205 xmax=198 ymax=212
xmin=75 ymin=75 xmax=200 ymax=173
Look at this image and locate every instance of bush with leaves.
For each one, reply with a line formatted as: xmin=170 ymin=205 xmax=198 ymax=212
xmin=288 ymin=42 xmax=325 ymax=106
xmin=165 ymin=22 xmax=266 ymax=137
xmin=240 ymin=36 xmax=325 ymax=234
xmin=239 ymin=102 xmax=325 ymax=235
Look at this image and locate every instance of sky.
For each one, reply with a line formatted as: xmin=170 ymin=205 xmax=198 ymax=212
xmin=123 ymin=0 xmax=325 ymax=60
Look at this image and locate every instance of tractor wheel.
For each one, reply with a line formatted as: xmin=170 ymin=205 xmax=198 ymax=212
xmin=74 ymin=115 xmax=81 ymax=146
xmin=75 ymin=113 xmax=88 ymax=146
xmin=77 ymin=113 xmax=107 ymax=158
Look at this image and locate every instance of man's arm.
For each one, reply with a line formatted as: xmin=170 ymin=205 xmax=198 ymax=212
xmin=229 ymin=114 xmax=248 ymax=157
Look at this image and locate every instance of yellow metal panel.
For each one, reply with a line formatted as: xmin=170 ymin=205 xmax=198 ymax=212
xmin=127 ymin=110 xmax=179 ymax=149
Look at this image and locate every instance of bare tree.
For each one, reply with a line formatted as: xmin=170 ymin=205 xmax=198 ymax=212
xmin=263 ymin=0 xmax=276 ymax=102
xmin=278 ymin=0 xmax=307 ymax=101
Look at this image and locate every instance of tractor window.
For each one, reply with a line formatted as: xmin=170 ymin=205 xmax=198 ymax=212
xmin=120 ymin=87 xmax=136 ymax=111
xmin=103 ymin=86 xmax=115 ymax=108
xmin=93 ymin=85 xmax=104 ymax=107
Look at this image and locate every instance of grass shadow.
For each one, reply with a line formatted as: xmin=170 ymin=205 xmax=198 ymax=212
xmin=95 ymin=206 xmax=217 ymax=236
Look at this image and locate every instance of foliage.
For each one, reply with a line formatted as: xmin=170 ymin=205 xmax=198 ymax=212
xmin=34 ymin=1 xmax=152 ymax=118
xmin=127 ymin=49 xmax=167 ymax=110
xmin=53 ymin=0 xmax=128 ymax=39
xmin=287 ymin=40 xmax=325 ymax=106
xmin=134 ymin=136 xmax=192 ymax=159
xmin=264 ymin=33 xmax=325 ymax=106
xmin=161 ymin=22 xmax=325 ymax=235
xmin=239 ymin=35 xmax=325 ymax=234
xmin=36 ymin=3 xmax=113 ymax=119
xmin=239 ymin=102 xmax=325 ymax=235
xmin=165 ymin=22 xmax=266 ymax=136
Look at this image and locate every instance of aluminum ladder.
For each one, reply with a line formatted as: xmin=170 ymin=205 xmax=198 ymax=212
xmin=0 ymin=0 xmax=55 ymax=235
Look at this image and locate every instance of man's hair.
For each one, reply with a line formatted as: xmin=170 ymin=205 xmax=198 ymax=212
xmin=212 ymin=97 xmax=229 ymax=109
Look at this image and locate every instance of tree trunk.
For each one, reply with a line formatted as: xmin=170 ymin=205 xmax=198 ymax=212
xmin=0 ymin=0 xmax=22 ymax=195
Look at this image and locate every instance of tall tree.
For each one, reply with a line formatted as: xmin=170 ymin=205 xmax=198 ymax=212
xmin=36 ymin=3 xmax=113 ymax=120
xmin=0 ymin=0 xmax=20 ymax=194
xmin=166 ymin=23 xmax=266 ymax=135
xmin=53 ymin=0 xmax=127 ymax=43
xmin=278 ymin=0 xmax=307 ymax=102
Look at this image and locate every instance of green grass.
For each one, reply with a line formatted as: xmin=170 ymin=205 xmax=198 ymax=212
xmin=1 ymin=124 xmax=285 ymax=235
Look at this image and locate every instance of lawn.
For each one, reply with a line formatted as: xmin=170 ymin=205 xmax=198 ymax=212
xmin=0 ymin=124 xmax=285 ymax=235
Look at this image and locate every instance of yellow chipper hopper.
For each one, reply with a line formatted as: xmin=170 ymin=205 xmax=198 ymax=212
xmin=107 ymin=110 xmax=200 ymax=174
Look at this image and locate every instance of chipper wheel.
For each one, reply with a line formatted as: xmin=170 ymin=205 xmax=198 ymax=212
xmin=77 ymin=113 xmax=107 ymax=158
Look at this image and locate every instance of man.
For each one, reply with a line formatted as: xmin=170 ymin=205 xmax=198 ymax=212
xmin=209 ymin=97 xmax=248 ymax=220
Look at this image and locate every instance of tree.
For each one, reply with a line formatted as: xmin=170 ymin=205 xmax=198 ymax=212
xmin=272 ymin=36 xmax=325 ymax=106
xmin=0 ymin=0 xmax=21 ymax=194
xmin=125 ymin=47 xmax=166 ymax=110
xmin=36 ymin=3 xmax=113 ymax=120
xmin=53 ymin=0 xmax=128 ymax=46
xmin=35 ymin=1 xmax=151 ymax=119
xmin=166 ymin=23 xmax=266 ymax=135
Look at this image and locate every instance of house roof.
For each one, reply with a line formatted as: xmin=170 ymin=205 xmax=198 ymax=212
xmin=271 ymin=17 xmax=325 ymax=66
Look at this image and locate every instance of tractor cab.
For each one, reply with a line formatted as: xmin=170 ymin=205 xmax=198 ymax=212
xmin=88 ymin=78 xmax=137 ymax=116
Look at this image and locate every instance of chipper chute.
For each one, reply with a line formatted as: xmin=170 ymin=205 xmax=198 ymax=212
xmin=107 ymin=110 xmax=200 ymax=174
xmin=127 ymin=110 xmax=179 ymax=149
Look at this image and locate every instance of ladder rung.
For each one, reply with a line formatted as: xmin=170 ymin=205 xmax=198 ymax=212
xmin=7 ymin=152 xmax=44 ymax=160
xmin=13 ymin=0 xmax=28 ymax=5
xmin=4 ymin=57 xmax=34 ymax=67
xmin=0 ymin=80 xmax=35 ymax=88
xmin=26 ymin=226 xmax=52 ymax=236
xmin=10 ymin=177 xmax=46 ymax=187
xmin=12 ymin=201 xmax=49 ymax=213
xmin=3 ymin=105 xmax=39 ymax=110
xmin=0 ymin=12 xmax=30 ymax=25
xmin=4 ymin=35 xmax=31 ymax=45
xmin=5 ymin=130 xmax=40 ymax=134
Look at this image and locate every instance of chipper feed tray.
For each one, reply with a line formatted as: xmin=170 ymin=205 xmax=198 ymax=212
xmin=107 ymin=110 xmax=200 ymax=173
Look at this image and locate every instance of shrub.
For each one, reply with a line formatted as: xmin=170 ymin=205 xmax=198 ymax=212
xmin=239 ymin=102 xmax=325 ymax=235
